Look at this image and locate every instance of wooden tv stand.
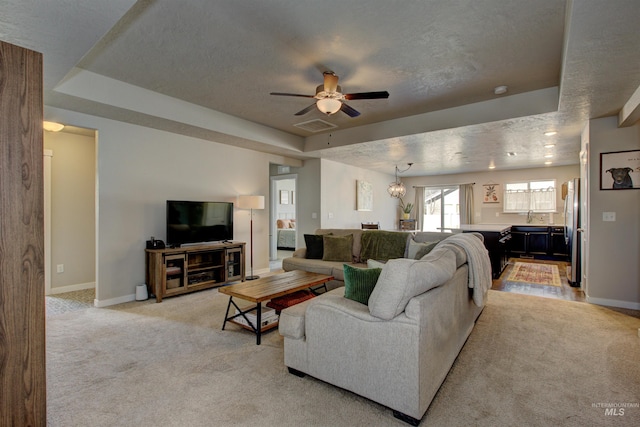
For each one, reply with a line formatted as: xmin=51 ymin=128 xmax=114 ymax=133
xmin=145 ymin=242 xmax=245 ymax=302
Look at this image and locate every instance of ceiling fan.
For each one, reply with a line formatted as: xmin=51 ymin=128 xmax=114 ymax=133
xmin=270 ymin=71 xmax=389 ymax=117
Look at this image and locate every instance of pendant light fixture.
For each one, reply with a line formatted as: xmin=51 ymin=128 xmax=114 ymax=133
xmin=388 ymin=163 xmax=413 ymax=198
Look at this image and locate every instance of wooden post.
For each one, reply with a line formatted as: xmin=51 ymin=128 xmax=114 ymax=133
xmin=0 ymin=40 xmax=46 ymax=426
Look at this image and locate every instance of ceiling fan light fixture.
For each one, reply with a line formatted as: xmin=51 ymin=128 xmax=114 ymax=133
xmin=316 ymin=98 xmax=342 ymax=115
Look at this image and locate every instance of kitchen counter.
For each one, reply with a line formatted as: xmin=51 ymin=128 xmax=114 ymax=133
xmin=459 ymin=224 xmax=511 ymax=233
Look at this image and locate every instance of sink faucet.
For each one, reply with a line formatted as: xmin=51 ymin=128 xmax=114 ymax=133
xmin=526 ymin=210 xmax=533 ymax=223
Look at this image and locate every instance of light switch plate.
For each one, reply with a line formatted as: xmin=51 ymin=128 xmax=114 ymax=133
xmin=603 ymin=212 xmax=616 ymax=222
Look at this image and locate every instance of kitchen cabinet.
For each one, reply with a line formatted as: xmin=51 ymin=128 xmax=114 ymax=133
xmin=550 ymin=226 xmax=569 ymax=258
xmin=510 ymin=226 xmax=566 ymax=259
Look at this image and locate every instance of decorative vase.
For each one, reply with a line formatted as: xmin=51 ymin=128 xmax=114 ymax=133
xmin=402 ymin=213 xmax=410 ymax=219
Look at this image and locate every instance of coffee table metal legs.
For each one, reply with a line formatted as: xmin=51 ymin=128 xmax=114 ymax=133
xmin=221 ymin=296 xmax=263 ymax=345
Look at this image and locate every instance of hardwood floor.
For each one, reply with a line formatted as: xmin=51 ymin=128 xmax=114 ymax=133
xmin=492 ymin=257 xmax=585 ymax=302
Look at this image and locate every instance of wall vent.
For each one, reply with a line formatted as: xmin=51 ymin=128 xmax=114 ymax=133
xmin=294 ymin=119 xmax=337 ymax=133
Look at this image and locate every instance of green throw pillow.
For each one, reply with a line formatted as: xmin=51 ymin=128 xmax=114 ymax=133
xmin=343 ymin=264 xmax=382 ymax=305
xmin=415 ymin=241 xmax=439 ymax=259
xmin=407 ymin=238 xmax=440 ymax=259
xmin=322 ymin=234 xmax=353 ymax=262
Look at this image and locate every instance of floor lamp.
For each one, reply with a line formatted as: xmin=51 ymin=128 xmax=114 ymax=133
xmin=237 ymin=195 xmax=265 ymax=280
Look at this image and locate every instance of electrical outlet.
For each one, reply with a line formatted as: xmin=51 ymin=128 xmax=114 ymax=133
xmin=56 ymin=264 xmax=64 ymax=273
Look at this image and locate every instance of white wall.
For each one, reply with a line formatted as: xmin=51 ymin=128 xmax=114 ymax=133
xmin=320 ymin=159 xmax=397 ymax=230
xmin=401 ymin=165 xmax=580 ymax=225
xmin=44 ymin=130 xmax=96 ymax=291
xmin=585 ymin=116 xmax=640 ymax=309
xmin=46 ymin=107 xmax=296 ymax=306
xmin=296 ymin=159 xmax=322 ymax=237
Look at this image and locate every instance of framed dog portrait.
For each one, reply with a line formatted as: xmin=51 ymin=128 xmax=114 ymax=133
xmin=600 ymin=150 xmax=640 ymax=190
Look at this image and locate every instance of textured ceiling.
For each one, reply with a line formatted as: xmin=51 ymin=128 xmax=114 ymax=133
xmin=2 ymin=0 xmax=640 ymax=176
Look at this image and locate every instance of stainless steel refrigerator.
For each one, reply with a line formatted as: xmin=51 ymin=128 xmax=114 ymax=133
xmin=564 ymin=178 xmax=581 ymax=286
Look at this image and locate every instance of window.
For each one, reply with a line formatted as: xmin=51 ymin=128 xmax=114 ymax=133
xmin=422 ymin=186 xmax=460 ymax=231
xmin=504 ymin=180 xmax=556 ymax=213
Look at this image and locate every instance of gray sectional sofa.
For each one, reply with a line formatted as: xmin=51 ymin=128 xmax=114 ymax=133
xmin=282 ymin=228 xmax=457 ymax=290
xmin=278 ymin=230 xmax=491 ymax=425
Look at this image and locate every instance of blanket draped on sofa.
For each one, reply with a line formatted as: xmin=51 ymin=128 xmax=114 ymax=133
xmin=436 ymin=233 xmax=491 ymax=306
xmin=360 ymin=230 xmax=410 ymax=262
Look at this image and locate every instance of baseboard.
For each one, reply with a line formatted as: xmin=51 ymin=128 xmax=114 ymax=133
xmin=587 ymin=296 xmax=640 ymax=311
xmin=94 ymin=293 xmax=136 ymax=308
xmin=49 ymin=281 xmax=95 ymax=295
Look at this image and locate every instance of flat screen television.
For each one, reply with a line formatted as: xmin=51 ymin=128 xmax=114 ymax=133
xmin=166 ymin=200 xmax=233 ymax=247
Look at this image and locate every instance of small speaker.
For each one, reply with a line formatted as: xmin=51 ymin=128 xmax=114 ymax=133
xmin=146 ymin=238 xmax=165 ymax=249
xmin=136 ymin=284 xmax=148 ymax=301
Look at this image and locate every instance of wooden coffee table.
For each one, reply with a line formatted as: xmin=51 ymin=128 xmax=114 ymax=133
xmin=219 ymin=270 xmax=333 ymax=345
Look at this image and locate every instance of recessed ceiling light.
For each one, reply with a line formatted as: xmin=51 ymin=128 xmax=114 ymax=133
xmin=544 ymin=154 xmax=553 ymax=158
xmin=494 ymin=85 xmax=508 ymax=95
xmin=507 ymin=152 xmax=516 ymax=156
xmin=544 ymin=131 xmax=557 ymax=136
xmin=488 ymin=165 xmax=496 ymax=169
xmin=545 ymin=161 xmax=553 ymax=165
xmin=544 ymin=143 xmax=555 ymax=148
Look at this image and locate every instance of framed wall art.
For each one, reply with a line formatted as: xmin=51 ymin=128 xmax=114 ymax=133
xmin=356 ymin=180 xmax=373 ymax=211
xmin=600 ymin=150 xmax=640 ymax=190
xmin=279 ymin=190 xmax=290 ymax=204
xmin=482 ymin=184 xmax=501 ymax=203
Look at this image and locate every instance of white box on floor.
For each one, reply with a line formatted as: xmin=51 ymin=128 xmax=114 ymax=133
xmin=234 ymin=306 xmax=278 ymax=327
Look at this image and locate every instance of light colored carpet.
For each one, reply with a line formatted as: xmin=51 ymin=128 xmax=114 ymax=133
xmin=46 ymin=288 xmax=640 ymax=426
xmin=507 ymin=262 xmax=562 ymax=286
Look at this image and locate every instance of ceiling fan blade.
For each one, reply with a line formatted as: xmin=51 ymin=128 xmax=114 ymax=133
xmin=340 ymin=102 xmax=361 ymax=117
xmin=294 ymin=103 xmax=317 ymax=116
xmin=344 ymin=91 xmax=389 ymax=100
xmin=323 ymin=72 xmax=339 ymax=93
xmin=270 ymin=92 xmax=315 ymax=98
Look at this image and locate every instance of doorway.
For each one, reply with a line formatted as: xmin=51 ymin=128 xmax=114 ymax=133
xmin=43 ymin=126 xmax=97 ymax=300
xmin=270 ymin=174 xmax=297 ymax=268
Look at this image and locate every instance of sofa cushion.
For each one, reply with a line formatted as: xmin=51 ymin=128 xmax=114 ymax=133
xmin=316 ymin=229 xmax=364 ymax=262
xmin=407 ymin=238 xmax=439 ymax=259
xmin=367 ymin=259 xmax=386 ymax=269
xmin=304 ymin=234 xmax=326 ymax=259
xmin=278 ymin=298 xmax=311 ymax=340
xmin=322 ymin=234 xmax=353 ymax=262
xmin=279 ymin=288 xmax=344 ymax=340
xmin=368 ymin=247 xmax=457 ymax=320
xmin=360 ymin=230 xmax=411 ymax=262
xmin=343 ymin=264 xmax=382 ymax=305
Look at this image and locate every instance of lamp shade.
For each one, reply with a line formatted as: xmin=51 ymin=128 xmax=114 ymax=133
xmin=237 ymin=195 xmax=265 ymax=210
